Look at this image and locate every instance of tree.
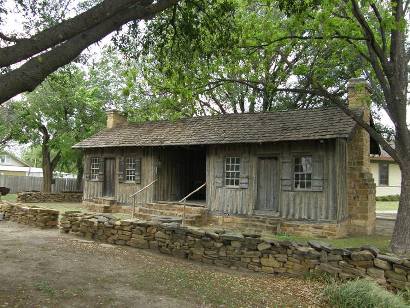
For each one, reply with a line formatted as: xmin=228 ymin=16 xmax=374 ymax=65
xmin=0 ymin=0 xmax=178 ymax=105
xmin=273 ymin=0 xmax=410 ymax=254
xmin=121 ymin=0 xmax=410 ymax=253
xmin=9 ymin=65 xmax=106 ymax=192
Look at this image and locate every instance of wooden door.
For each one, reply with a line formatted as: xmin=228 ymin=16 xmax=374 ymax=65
xmin=103 ymin=158 xmax=115 ymax=197
xmin=256 ymin=157 xmax=278 ymax=211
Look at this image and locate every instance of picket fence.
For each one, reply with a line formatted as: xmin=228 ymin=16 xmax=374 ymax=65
xmin=0 ymin=175 xmax=79 ymax=193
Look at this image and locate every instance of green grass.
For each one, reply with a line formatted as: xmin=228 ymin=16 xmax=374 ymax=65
xmin=376 ymin=201 xmax=399 ymax=212
xmin=1 ymin=193 xmax=17 ymax=202
xmin=324 ymin=279 xmax=409 ymax=308
xmin=269 ymin=233 xmax=391 ymax=252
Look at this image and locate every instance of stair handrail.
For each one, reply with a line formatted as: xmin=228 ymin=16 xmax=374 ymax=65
xmin=129 ymin=178 xmax=158 ymax=198
xmin=179 ymin=182 xmax=206 ymax=203
xmin=129 ymin=178 xmax=158 ymax=218
xmin=179 ymin=182 xmax=206 ymax=226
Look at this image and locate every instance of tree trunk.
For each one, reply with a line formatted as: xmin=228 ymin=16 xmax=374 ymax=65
xmin=42 ymin=145 xmax=53 ymax=193
xmin=390 ymin=162 xmax=410 ymax=255
xmin=76 ymin=155 xmax=84 ymax=192
xmin=39 ymin=125 xmax=61 ymax=193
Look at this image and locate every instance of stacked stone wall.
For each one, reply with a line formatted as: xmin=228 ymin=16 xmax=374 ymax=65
xmin=0 ymin=202 xmax=59 ymax=228
xmin=60 ymin=211 xmax=410 ymax=290
xmin=17 ymin=192 xmax=83 ymax=203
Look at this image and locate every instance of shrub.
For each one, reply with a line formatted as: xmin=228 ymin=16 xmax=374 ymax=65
xmin=376 ymin=195 xmax=400 ymax=201
xmin=324 ymin=279 xmax=408 ymax=308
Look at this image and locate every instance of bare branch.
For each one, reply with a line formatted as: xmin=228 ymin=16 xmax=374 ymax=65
xmin=0 ymin=0 xmax=178 ymax=104
xmin=274 ymin=86 xmax=401 ymax=163
xmin=0 ymin=0 xmax=166 ymax=68
xmin=370 ymin=3 xmax=388 ymax=53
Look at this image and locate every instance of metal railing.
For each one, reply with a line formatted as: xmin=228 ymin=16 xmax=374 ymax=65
xmin=179 ymin=182 xmax=206 ymax=226
xmin=129 ymin=178 xmax=158 ymax=218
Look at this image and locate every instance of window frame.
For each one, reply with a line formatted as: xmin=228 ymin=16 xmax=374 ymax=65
xmin=379 ymin=162 xmax=389 ymax=186
xmin=90 ymin=157 xmax=101 ymax=181
xmin=125 ymin=157 xmax=137 ymax=182
xmin=224 ymin=156 xmax=241 ymax=188
xmin=293 ymin=155 xmax=313 ymax=191
xmin=0 ymin=154 xmax=6 ymax=164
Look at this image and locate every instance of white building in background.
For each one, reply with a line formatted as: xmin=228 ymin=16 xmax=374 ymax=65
xmin=370 ymin=149 xmax=402 ymax=197
xmin=0 ymin=150 xmax=76 ymax=178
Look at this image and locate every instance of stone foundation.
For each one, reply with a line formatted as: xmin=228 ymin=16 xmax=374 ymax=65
xmin=17 ymin=192 xmax=83 ymax=203
xmin=0 ymin=202 xmax=59 ymax=228
xmin=59 ymin=211 xmax=410 ymax=290
xmin=208 ymin=214 xmax=348 ymax=238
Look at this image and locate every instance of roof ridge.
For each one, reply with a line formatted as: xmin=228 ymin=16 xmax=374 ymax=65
xmin=123 ymin=106 xmax=342 ymax=128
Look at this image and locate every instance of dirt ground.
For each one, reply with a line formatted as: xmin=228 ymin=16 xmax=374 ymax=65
xmin=0 ymin=221 xmax=325 ymax=308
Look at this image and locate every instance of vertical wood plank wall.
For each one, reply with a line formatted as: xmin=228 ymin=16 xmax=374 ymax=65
xmin=207 ymin=139 xmax=348 ymax=222
xmin=83 ymin=139 xmax=348 ymax=222
xmin=83 ymin=146 xmax=206 ymax=206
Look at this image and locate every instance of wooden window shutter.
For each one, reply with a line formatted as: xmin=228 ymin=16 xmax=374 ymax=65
xmin=281 ymin=157 xmax=292 ymax=191
xmin=97 ymin=158 xmax=104 ymax=181
xmin=135 ymin=158 xmax=141 ymax=184
xmin=118 ymin=157 xmax=125 ymax=183
xmin=311 ymin=156 xmax=324 ymax=191
xmin=239 ymin=157 xmax=249 ymax=189
xmin=215 ymin=158 xmax=224 ymax=188
xmin=84 ymin=156 xmax=91 ymax=181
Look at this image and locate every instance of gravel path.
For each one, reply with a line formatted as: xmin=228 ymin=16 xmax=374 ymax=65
xmin=0 ymin=221 xmax=324 ymax=307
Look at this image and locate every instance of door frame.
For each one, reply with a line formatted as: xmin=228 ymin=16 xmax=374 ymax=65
xmin=103 ymin=157 xmax=116 ymax=197
xmin=254 ymin=155 xmax=279 ymax=215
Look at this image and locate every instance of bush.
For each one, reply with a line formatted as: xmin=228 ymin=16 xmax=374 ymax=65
xmin=376 ymin=195 xmax=400 ymax=201
xmin=324 ymin=279 xmax=408 ymax=308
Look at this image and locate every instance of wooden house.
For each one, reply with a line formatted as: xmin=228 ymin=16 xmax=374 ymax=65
xmin=74 ymin=79 xmax=378 ymax=238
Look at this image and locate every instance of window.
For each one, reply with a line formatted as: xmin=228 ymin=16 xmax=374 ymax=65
xmin=225 ymin=157 xmax=240 ymax=187
xmin=125 ymin=157 xmax=137 ymax=182
xmin=294 ymin=156 xmax=312 ymax=190
xmin=379 ymin=162 xmax=389 ymax=186
xmin=90 ymin=157 xmax=101 ymax=180
xmin=0 ymin=155 xmax=6 ymax=164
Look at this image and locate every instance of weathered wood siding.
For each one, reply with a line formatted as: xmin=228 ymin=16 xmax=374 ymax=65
xmin=207 ymin=139 xmax=348 ymax=222
xmin=83 ymin=147 xmax=156 ymax=205
xmin=83 ymin=146 xmax=206 ymax=205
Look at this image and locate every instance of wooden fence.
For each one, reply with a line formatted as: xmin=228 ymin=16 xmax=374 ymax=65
xmin=0 ymin=175 xmax=80 ymax=193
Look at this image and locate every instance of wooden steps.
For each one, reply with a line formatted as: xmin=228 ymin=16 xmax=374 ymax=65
xmin=133 ymin=202 xmax=208 ymax=226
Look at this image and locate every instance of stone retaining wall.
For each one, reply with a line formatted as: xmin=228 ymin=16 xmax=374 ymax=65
xmin=17 ymin=192 xmax=83 ymax=203
xmin=0 ymin=202 xmax=59 ymax=228
xmin=60 ymin=211 xmax=410 ymax=290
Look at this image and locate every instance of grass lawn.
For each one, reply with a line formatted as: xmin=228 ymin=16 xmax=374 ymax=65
xmin=376 ymin=201 xmax=399 ymax=211
xmin=1 ymin=193 xmax=17 ymax=202
xmin=263 ymin=232 xmax=392 ymax=252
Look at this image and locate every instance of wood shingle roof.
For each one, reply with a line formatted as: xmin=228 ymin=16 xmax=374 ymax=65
xmin=73 ymin=107 xmax=360 ymax=149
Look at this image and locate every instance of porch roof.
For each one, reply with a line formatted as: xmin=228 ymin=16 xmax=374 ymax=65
xmin=74 ymin=107 xmax=361 ymax=149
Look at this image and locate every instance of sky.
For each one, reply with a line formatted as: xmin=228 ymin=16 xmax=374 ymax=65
xmin=1 ymin=1 xmax=409 ymax=156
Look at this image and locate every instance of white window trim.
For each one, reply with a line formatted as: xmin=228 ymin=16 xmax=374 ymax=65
xmin=293 ymin=155 xmax=313 ymax=191
xmin=90 ymin=157 xmax=100 ymax=180
xmin=125 ymin=157 xmax=137 ymax=182
xmin=224 ymin=157 xmax=241 ymax=188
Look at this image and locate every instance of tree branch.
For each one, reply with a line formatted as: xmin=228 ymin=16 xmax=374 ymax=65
xmin=0 ymin=0 xmax=149 ymax=67
xmin=274 ymin=86 xmax=401 ymax=163
xmin=350 ymin=0 xmax=391 ymax=75
xmin=0 ymin=0 xmax=178 ymax=104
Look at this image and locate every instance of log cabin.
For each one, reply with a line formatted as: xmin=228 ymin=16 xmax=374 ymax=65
xmin=74 ymin=79 xmax=378 ymax=238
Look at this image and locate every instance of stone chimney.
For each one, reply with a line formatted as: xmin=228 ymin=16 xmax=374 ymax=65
xmin=347 ymin=78 xmax=371 ymax=169
xmin=346 ymin=78 xmax=376 ymax=235
xmin=106 ymin=110 xmax=127 ymax=129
